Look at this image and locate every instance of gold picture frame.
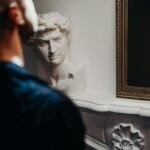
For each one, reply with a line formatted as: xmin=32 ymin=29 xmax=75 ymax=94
xmin=117 ymin=0 xmax=150 ymax=100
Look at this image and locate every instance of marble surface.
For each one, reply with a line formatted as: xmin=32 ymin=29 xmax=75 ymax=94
xmin=72 ymin=90 xmax=150 ymax=117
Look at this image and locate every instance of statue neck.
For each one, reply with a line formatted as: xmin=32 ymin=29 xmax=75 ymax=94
xmin=49 ymin=58 xmax=73 ymax=80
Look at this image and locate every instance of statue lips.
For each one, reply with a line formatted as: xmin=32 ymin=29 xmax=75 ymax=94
xmin=48 ymin=52 xmax=58 ymax=61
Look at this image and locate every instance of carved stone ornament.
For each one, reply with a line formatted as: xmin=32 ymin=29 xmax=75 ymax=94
xmin=112 ymin=123 xmax=144 ymax=150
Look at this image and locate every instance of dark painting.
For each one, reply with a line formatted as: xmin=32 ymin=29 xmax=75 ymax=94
xmin=117 ymin=0 xmax=150 ymax=100
xmin=128 ymin=0 xmax=150 ymax=87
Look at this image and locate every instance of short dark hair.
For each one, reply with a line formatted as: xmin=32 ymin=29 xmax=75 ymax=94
xmin=0 ymin=8 xmax=13 ymax=30
xmin=0 ymin=0 xmax=20 ymax=31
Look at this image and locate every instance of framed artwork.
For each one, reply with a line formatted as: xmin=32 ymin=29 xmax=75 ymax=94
xmin=117 ymin=0 xmax=150 ymax=100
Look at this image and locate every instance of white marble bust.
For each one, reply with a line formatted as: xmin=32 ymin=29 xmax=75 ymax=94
xmin=31 ymin=12 xmax=86 ymax=97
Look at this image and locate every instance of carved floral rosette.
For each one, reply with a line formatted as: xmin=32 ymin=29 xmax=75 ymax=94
xmin=112 ymin=123 xmax=144 ymax=150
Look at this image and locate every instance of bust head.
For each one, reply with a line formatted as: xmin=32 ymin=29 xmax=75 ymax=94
xmin=33 ymin=12 xmax=71 ymax=66
xmin=27 ymin=12 xmax=86 ymax=97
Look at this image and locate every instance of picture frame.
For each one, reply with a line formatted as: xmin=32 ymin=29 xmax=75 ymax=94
xmin=117 ymin=0 xmax=150 ymax=100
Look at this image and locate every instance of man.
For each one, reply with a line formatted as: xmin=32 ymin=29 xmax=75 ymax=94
xmin=27 ymin=12 xmax=86 ymax=98
xmin=0 ymin=0 xmax=85 ymax=150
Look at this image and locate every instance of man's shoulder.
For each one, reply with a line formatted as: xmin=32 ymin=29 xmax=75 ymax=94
xmin=16 ymin=76 xmax=70 ymax=115
xmin=18 ymin=69 xmax=68 ymax=104
xmin=1 ymin=62 xmax=69 ymax=107
xmin=21 ymin=76 xmax=74 ymax=114
xmin=0 ymin=62 xmax=72 ymax=110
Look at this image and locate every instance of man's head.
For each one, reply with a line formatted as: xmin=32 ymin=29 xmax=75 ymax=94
xmin=0 ymin=0 xmax=38 ymax=37
xmin=32 ymin=12 xmax=72 ymax=66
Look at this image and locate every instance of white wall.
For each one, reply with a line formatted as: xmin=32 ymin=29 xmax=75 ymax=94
xmin=34 ymin=0 xmax=150 ymax=116
xmin=35 ymin=0 xmax=116 ymax=96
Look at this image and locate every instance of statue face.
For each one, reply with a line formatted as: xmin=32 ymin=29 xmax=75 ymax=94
xmin=37 ymin=28 xmax=69 ymax=66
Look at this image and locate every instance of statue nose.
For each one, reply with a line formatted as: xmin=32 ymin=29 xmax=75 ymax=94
xmin=47 ymin=41 xmax=52 ymax=57
xmin=48 ymin=51 xmax=51 ymax=58
xmin=47 ymin=41 xmax=51 ymax=51
xmin=48 ymin=40 xmax=56 ymax=54
xmin=48 ymin=43 xmax=56 ymax=57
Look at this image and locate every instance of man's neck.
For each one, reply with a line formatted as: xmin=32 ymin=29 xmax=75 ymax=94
xmin=0 ymin=28 xmax=24 ymax=64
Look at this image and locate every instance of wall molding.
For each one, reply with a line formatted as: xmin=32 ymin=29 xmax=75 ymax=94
xmin=85 ymin=135 xmax=109 ymax=150
xmin=112 ymin=123 xmax=144 ymax=150
xmin=72 ymin=92 xmax=150 ymax=117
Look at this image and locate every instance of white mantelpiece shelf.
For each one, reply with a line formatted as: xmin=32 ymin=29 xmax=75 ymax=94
xmin=71 ymin=90 xmax=150 ymax=117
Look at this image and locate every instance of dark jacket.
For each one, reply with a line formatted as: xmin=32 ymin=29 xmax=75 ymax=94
xmin=0 ymin=62 xmax=85 ymax=150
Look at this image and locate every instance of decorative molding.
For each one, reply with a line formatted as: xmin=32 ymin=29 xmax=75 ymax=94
xmin=85 ymin=135 xmax=109 ymax=150
xmin=112 ymin=123 xmax=144 ymax=150
xmin=72 ymin=95 xmax=150 ymax=117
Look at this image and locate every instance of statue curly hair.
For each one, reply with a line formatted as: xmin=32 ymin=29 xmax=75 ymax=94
xmin=29 ymin=12 xmax=72 ymax=44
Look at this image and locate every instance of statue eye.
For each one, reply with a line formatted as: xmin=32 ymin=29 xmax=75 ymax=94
xmin=54 ymin=37 xmax=61 ymax=42
xmin=37 ymin=40 xmax=48 ymax=46
xmin=49 ymin=28 xmax=55 ymax=32
xmin=38 ymin=40 xmax=44 ymax=46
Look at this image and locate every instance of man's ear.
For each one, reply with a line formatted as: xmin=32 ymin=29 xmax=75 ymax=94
xmin=8 ymin=2 xmax=25 ymax=25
